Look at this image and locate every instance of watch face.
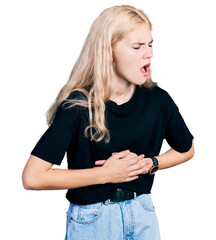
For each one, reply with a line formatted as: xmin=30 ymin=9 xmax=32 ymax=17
xmin=150 ymin=166 xmax=159 ymax=175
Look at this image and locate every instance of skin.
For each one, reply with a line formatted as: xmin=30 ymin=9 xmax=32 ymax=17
xmin=22 ymin=23 xmax=194 ymax=190
xmin=96 ymin=23 xmax=195 ymax=170
xmin=109 ymin=23 xmax=153 ymax=104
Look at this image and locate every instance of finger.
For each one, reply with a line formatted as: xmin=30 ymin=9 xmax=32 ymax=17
xmin=95 ymin=160 xmax=106 ymax=165
xmin=143 ymin=163 xmax=153 ymax=173
xmin=130 ymin=162 xmax=152 ymax=175
xmin=129 ymin=160 xmax=149 ymax=172
xmin=126 ymin=154 xmax=145 ymax=165
xmin=128 ymin=168 xmax=146 ymax=177
xmin=112 ymin=152 xmax=118 ymax=155
xmin=123 ymin=176 xmax=139 ymax=182
xmin=142 ymin=168 xmax=150 ymax=174
xmin=114 ymin=150 xmax=130 ymax=159
xmin=120 ymin=152 xmax=139 ymax=159
xmin=138 ymin=159 xmax=151 ymax=165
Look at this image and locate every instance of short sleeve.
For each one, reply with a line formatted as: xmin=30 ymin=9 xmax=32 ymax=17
xmin=164 ymin=92 xmax=194 ymax=153
xmin=31 ymin=94 xmax=81 ymax=165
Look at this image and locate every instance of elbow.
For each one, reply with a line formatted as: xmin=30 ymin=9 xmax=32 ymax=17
xmin=22 ymin=182 xmax=33 ymax=191
xmin=22 ymin=155 xmax=52 ymax=190
xmin=187 ymin=140 xmax=195 ymax=160
xmin=22 ymin=170 xmax=41 ymax=190
xmin=22 ymin=172 xmax=34 ymax=190
xmin=22 ymin=176 xmax=33 ymax=190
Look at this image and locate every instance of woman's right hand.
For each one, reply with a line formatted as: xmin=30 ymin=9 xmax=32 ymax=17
xmin=99 ymin=150 xmax=148 ymax=183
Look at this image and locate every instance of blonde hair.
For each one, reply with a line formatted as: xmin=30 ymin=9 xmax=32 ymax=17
xmin=46 ymin=5 xmax=157 ymax=143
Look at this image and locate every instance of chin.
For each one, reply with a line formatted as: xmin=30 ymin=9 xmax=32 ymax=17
xmin=134 ymin=79 xmax=147 ymax=85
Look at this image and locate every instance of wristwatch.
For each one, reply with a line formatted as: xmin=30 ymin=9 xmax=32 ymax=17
xmin=149 ymin=157 xmax=159 ymax=175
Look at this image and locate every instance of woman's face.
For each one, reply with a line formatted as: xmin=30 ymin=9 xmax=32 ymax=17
xmin=113 ymin=23 xmax=153 ymax=86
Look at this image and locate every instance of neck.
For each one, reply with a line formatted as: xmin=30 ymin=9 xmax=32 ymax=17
xmin=109 ymin=79 xmax=136 ymax=105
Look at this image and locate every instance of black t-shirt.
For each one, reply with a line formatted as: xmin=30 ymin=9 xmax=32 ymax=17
xmin=31 ymin=85 xmax=194 ymax=205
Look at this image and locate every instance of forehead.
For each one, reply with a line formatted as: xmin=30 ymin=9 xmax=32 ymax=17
xmin=123 ymin=24 xmax=152 ymax=43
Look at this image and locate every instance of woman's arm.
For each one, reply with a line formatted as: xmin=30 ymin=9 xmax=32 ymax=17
xmin=156 ymin=140 xmax=195 ymax=170
xmin=22 ymin=150 xmax=148 ymax=190
xmin=135 ymin=140 xmax=195 ymax=172
xmin=95 ymin=141 xmax=195 ymax=173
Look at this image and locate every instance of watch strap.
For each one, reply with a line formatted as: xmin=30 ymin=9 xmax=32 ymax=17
xmin=150 ymin=156 xmax=158 ymax=167
xmin=149 ymin=156 xmax=159 ymax=175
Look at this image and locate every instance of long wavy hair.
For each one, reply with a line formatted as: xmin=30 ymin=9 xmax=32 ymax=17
xmin=46 ymin=5 xmax=157 ymax=143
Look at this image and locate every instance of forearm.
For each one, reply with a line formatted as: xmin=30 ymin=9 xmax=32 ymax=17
xmin=23 ymin=151 xmax=146 ymax=190
xmin=24 ymin=166 xmax=106 ymax=190
xmin=156 ymin=141 xmax=195 ymax=170
xmin=46 ymin=167 xmax=107 ymax=190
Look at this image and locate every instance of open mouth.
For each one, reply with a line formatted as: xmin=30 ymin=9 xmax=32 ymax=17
xmin=140 ymin=63 xmax=151 ymax=76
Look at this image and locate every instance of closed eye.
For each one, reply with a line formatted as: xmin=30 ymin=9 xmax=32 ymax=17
xmin=133 ymin=47 xmax=140 ymax=50
xmin=132 ymin=39 xmax=153 ymax=49
xmin=133 ymin=45 xmax=152 ymax=50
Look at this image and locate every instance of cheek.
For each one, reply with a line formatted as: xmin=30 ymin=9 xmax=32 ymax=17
xmin=115 ymin=60 xmax=136 ymax=79
xmin=115 ymin=61 xmax=142 ymax=85
xmin=113 ymin=49 xmax=143 ymax=82
xmin=115 ymin=52 xmax=138 ymax=72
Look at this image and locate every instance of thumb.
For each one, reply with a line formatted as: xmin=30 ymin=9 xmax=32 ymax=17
xmin=95 ymin=160 xmax=106 ymax=165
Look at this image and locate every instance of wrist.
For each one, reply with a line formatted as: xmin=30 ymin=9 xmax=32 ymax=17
xmin=93 ymin=166 xmax=109 ymax=185
xmin=149 ymin=156 xmax=159 ymax=175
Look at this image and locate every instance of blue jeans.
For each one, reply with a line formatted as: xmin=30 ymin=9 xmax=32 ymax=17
xmin=64 ymin=194 xmax=160 ymax=240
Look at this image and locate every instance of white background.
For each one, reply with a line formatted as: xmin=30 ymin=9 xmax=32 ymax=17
xmin=1 ymin=0 xmax=215 ymax=239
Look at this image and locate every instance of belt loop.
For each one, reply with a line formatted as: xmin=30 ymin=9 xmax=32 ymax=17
xmin=103 ymin=199 xmax=111 ymax=205
xmin=134 ymin=192 xmax=137 ymax=199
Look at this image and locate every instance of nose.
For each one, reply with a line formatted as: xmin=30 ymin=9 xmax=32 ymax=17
xmin=142 ymin=46 xmax=153 ymax=59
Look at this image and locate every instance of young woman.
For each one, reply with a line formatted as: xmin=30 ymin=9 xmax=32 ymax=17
xmin=22 ymin=5 xmax=194 ymax=240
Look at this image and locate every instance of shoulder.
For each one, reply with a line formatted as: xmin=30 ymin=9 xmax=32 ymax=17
xmin=56 ymin=90 xmax=88 ymax=119
xmin=139 ymin=85 xmax=173 ymax=103
xmin=62 ymin=90 xmax=88 ymax=108
xmin=67 ymin=90 xmax=88 ymax=101
xmin=138 ymin=85 xmax=179 ymax=113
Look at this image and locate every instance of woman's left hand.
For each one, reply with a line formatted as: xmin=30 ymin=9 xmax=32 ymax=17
xmin=95 ymin=151 xmax=153 ymax=174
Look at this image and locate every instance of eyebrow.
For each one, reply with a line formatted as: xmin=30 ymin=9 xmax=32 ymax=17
xmin=132 ymin=39 xmax=153 ymax=45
